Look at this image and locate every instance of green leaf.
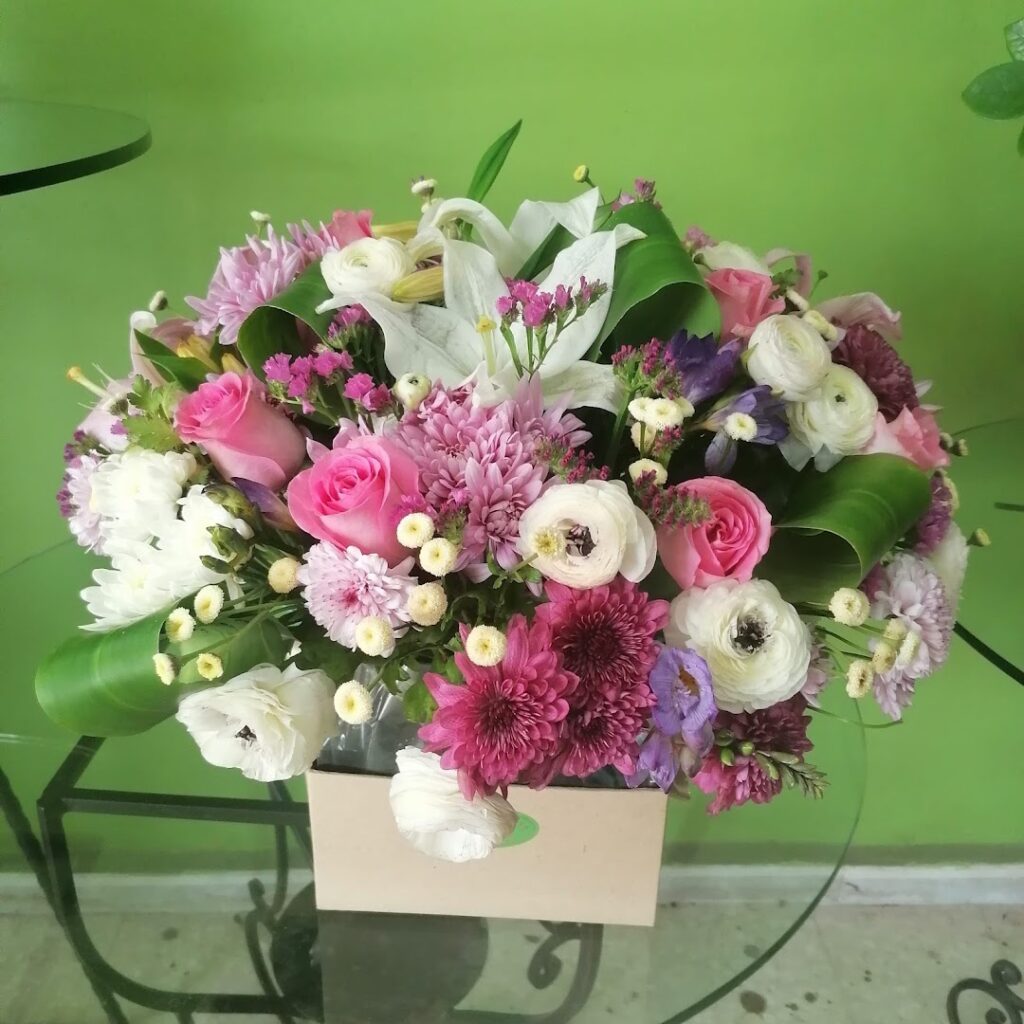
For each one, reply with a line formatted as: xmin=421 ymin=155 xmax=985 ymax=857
xmin=1018 ymin=123 xmax=1024 ymax=157
xmin=122 ymin=415 xmax=182 ymax=453
xmin=36 ymin=610 xmax=292 ymax=737
xmin=289 ymin=620 xmax=361 ymax=681
xmin=515 ymin=224 xmax=576 ymax=281
xmin=402 ymin=678 xmax=438 ymax=724
xmin=962 ymin=62 xmax=1024 ymax=119
xmin=756 ymin=454 xmax=931 ymax=604
xmin=1006 ymin=18 xmax=1024 ymax=60
xmin=134 ymin=330 xmax=209 ymax=389
xmin=465 ymin=120 xmax=522 ymax=203
xmin=588 ymin=202 xmax=719 ymax=358
xmin=236 ymin=262 xmax=334 ymax=379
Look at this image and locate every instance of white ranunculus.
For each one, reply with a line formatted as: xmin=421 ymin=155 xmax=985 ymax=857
xmin=697 ymin=241 xmax=772 ymax=276
xmin=321 ymin=237 xmax=415 ymax=299
xmin=926 ymin=523 xmax=969 ymax=616
xmin=389 ymin=747 xmax=517 ymax=862
xmin=176 ymin=663 xmax=336 ymax=782
xmin=785 ymin=364 xmax=879 ymax=470
xmin=666 ymin=579 xmax=812 ymax=713
xmin=517 ymin=479 xmax=657 ymax=589
xmin=746 ymin=314 xmax=832 ymax=401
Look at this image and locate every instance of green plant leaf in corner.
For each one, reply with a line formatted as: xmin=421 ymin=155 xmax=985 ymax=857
xmin=1018 ymin=122 xmax=1024 ymax=157
xmin=1006 ymin=18 xmax=1024 ymax=61
xmin=402 ymin=678 xmax=437 ymax=724
xmin=465 ymin=120 xmax=522 ymax=203
xmin=756 ymin=454 xmax=931 ymax=604
xmin=962 ymin=61 xmax=1024 ymax=119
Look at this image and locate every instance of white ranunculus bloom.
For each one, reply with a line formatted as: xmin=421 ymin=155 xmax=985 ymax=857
xmin=321 ymin=237 xmax=415 ymax=300
xmin=89 ymin=449 xmax=197 ymax=547
xmin=667 ymin=579 xmax=812 ymax=713
xmin=176 ymin=664 xmax=336 ymax=782
xmin=389 ymin=747 xmax=517 ymax=862
xmin=696 ymin=241 xmax=772 ymax=276
xmin=926 ymin=523 xmax=969 ymax=616
xmin=746 ymin=314 xmax=832 ymax=401
xmin=784 ymin=364 xmax=879 ymax=470
xmin=517 ymin=479 xmax=657 ymax=588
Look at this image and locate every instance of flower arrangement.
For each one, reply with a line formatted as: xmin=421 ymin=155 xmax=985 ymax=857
xmin=40 ymin=125 xmax=974 ymax=863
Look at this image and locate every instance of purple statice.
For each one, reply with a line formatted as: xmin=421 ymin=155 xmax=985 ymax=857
xmin=186 ymin=229 xmax=306 ymax=344
xmin=863 ymin=553 xmax=953 ymax=720
xmin=628 ymin=647 xmax=717 ymax=792
xmin=611 ymin=178 xmax=661 ymax=211
xmin=701 ymin=385 xmax=788 ymax=473
xmin=914 ymin=473 xmax=954 ymax=555
xmin=312 ymin=348 xmax=353 ymax=378
xmin=683 ymin=225 xmax=715 ymax=253
xmin=498 ymin=277 xmax=606 ymax=329
xmin=832 ymin=325 xmax=918 ymax=421
xmin=666 ymin=331 xmax=742 ymax=405
xmin=343 ymin=373 xmax=392 ymax=412
xmin=264 ymin=349 xmax=356 ymax=415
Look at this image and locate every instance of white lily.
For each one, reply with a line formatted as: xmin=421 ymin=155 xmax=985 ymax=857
xmin=315 ymin=189 xmax=644 ymax=411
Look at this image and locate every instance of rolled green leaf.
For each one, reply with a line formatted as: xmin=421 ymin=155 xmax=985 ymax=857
xmin=236 ymin=262 xmax=334 ymax=379
xmin=757 ymin=454 xmax=931 ymax=604
xmin=466 ymin=120 xmax=522 ymax=203
xmin=962 ymin=62 xmax=1024 ymax=119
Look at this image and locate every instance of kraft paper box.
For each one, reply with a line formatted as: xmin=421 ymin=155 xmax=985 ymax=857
xmin=307 ymin=767 xmax=668 ymax=927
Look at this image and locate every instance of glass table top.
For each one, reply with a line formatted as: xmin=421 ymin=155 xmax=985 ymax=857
xmin=1 ymin=542 xmax=865 ymax=1023
xmin=0 ymin=99 xmax=151 ymax=195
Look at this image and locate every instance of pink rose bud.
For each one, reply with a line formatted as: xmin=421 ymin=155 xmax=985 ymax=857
xmin=174 ymin=372 xmax=306 ymax=490
xmin=705 ymin=268 xmax=785 ymax=340
xmin=657 ymin=476 xmax=772 ymax=589
xmin=285 ymin=435 xmax=421 ymax=565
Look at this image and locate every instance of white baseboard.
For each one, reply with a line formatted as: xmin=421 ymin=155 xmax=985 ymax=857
xmin=2 ymin=864 xmax=1021 ymax=915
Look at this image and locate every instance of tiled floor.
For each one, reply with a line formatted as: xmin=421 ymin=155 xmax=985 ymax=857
xmin=0 ymin=900 xmax=1019 ymax=1022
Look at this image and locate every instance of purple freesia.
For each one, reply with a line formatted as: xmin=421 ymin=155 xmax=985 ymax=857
xmin=702 ymin=385 xmax=788 ymax=474
xmin=628 ymin=646 xmax=717 ymax=793
xmin=666 ymin=331 xmax=742 ymax=405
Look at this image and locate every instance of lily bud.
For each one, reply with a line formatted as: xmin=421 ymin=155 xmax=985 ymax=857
xmin=204 ymin=484 xmax=258 ymax=528
xmin=392 ymin=266 xmax=444 ymax=303
xmin=372 ymin=220 xmax=420 ymax=242
xmin=393 ymin=373 xmax=432 ymax=411
xmin=221 ymin=351 xmax=248 ymax=375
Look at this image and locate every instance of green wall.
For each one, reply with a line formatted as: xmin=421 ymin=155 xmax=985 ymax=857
xmin=2 ymin=0 xmax=1022 ymax=867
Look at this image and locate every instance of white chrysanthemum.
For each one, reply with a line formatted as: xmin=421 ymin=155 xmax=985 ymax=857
xmin=354 ymin=616 xmax=395 ymax=658
xmin=153 ymin=653 xmax=177 ymax=686
xmin=389 ymin=747 xmax=517 ymax=862
xmin=747 ymin=314 xmax=832 ymax=401
xmin=628 ymin=458 xmax=667 ymax=486
xmin=268 ymin=557 xmax=301 ymax=594
xmin=926 ymin=524 xmax=969 ymax=616
xmin=396 ymin=513 xmax=435 ymax=549
xmin=846 ymin=660 xmax=875 ymax=698
xmin=298 ymin=543 xmax=415 ymax=650
xmin=176 ymin=663 xmax=336 ymax=782
xmin=196 ymin=653 xmax=224 ymax=681
xmin=786 ymin=364 xmax=878 ymax=468
xmin=465 ymin=626 xmax=507 ymax=667
xmin=420 ymin=537 xmax=459 ymax=577
xmin=667 ymin=578 xmax=812 ymax=713
xmin=724 ymin=412 xmax=757 ymax=442
xmin=166 ymin=607 xmax=195 ymax=642
xmin=320 ymin=237 xmax=415 ymax=299
xmin=828 ymin=587 xmax=870 ymax=627
xmin=194 ymin=585 xmax=225 ymax=624
xmin=334 ymin=680 xmax=375 ymax=725
xmin=89 ymin=449 xmax=196 ymax=547
xmin=517 ymin=479 xmax=656 ymax=589
xmin=393 ymin=373 xmax=432 ymax=411
xmin=407 ymin=582 xmax=447 ymax=627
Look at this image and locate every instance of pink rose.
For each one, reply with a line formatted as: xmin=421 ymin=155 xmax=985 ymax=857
xmin=174 ymin=372 xmax=306 ymax=490
xmin=657 ymin=477 xmax=772 ymax=589
xmin=862 ymin=407 xmax=949 ymax=471
xmin=705 ymin=269 xmax=784 ymax=340
xmin=286 ymin=435 xmax=420 ymax=564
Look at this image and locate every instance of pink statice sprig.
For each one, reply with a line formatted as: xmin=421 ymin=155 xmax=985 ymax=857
xmin=263 ymin=348 xmax=355 ymax=420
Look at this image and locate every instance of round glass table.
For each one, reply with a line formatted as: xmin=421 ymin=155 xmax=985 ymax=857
xmin=0 ymin=542 xmax=865 ymax=1023
xmin=0 ymin=99 xmax=151 ymax=195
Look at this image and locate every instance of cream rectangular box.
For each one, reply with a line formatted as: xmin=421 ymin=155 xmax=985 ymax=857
xmin=307 ymin=768 xmax=668 ymax=927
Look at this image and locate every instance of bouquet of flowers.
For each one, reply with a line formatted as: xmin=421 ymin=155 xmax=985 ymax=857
xmin=40 ymin=125 xmax=972 ymax=862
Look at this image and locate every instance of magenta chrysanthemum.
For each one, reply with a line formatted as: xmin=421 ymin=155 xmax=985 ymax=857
xmin=297 ymin=542 xmax=416 ymax=650
xmin=864 ymin=552 xmax=953 ymax=720
xmin=419 ymin=614 xmax=577 ymax=797
xmin=832 ymin=325 xmax=918 ymax=421
xmin=694 ymin=696 xmax=813 ymax=814
xmin=914 ymin=473 xmax=954 ymax=555
xmin=186 ymin=229 xmax=306 ymax=344
xmin=531 ymin=578 xmax=670 ymax=780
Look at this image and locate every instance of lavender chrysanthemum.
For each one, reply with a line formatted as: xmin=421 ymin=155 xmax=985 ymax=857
xmin=462 ymin=458 xmax=546 ymax=570
xmin=297 ymin=542 xmax=417 ymax=650
xmin=832 ymin=325 xmax=918 ymax=421
xmin=864 ymin=553 xmax=953 ymax=720
xmin=186 ymin=229 xmax=306 ymax=344
xmin=57 ymin=453 xmax=105 ymax=553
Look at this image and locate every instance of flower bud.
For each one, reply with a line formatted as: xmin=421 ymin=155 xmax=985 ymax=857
xmin=573 ymin=164 xmax=590 ymax=183
xmin=465 ymin=626 xmax=507 ymax=667
xmin=392 ymin=265 xmax=444 ymax=303
xmin=334 ymin=680 xmax=374 ymax=725
xmin=420 ymin=537 xmax=459 ymax=577
xmin=166 ymin=608 xmax=195 ymax=643
xmin=393 ymin=373 xmax=432 ymax=411
xmin=354 ymin=616 xmax=395 ymax=658
xmin=148 ymin=290 xmax=168 ymax=313
xmin=397 ymin=512 xmax=435 ymax=549
xmin=196 ymin=653 xmax=224 ymax=681
xmin=407 ymin=582 xmax=448 ymax=626
xmin=268 ymin=556 xmax=301 ymax=594
xmin=845 ymin=660 xmax=875 ymax=698
xmin=829 ymin=587 xmax=870 ymax=627
xmin=153 ymin=653 xmax=177 ymax=686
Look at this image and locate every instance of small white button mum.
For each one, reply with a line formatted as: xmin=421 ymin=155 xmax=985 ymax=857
xmin=845 ymin=660 xmax=875 ymax=698
xmin=153 ymin=653 xmax=177 ymax=686
xmin=397 ymin=513 xmax=435 ymax=549
xmin=465 ymin=626 xmax=507 ymax=667
xmin=196 ymin=653 xmax=224 ymax=681
xmin=628 ymin=458 xmax=668 ymax=486
xmin=628 ymin=397 xmax=655 ymax=425
xmin=334 ymin=680 xmax=374 ymax=725
xmin=724 ymin=412 xmax=758 ymax=442
xmin=268 ymin=556 xmax=301 ymax=594
xmin=354 ymin=616 xmax=395 ymax=657
xmin=630 ymin=421 xmax=654 ymax=454
xmin=828 ymin=587 xmax=870 ymax=627
xmin=166 ymin=608 xmax=195 ymax=643
xmin=871 ymin=640 xmax=897 ymax=673
xmin=883 ymin=617 xmax=908 ymax=643
xmin=407 ymin=583 xmax=448 ymax=626
xmin=897 ymin=628 xmax=921 ymax=668
xmin=194 ymin=585 xmax=224 ymax=624
xmin=647 ymin=397 xmax=693 ymax=429
xmin=420 ymin=537 xmax=459 ymax=577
